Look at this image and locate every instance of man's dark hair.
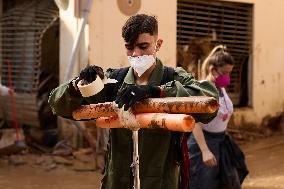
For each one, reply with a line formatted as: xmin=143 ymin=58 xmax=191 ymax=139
xmin=122 ymin=14 xmax=158 ymax=44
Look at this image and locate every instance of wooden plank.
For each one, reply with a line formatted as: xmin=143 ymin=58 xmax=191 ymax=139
xmin=177 ymin=8 xmax=252 ymax=21
xmin=2 ymin=77 xmax=39 ymax=83
xmin=177 ymin=0 xmax=251 ymax=105
xmin=178 ymin=1 xmax=252 ymax=13
xmin=2 ymin=27 xmax=47 ymax=31
xmin=0 ymin=22 xmax=52 ymax=28
xmin=1 ymin=69 xmax=39 ymax=75
xmin=177 ymin=19 xmax=251 ymax=31
xmin=3 ymin=113 xmax=39 ymax=124
xmin=13 ymin=93 xmax=37 ymax=99
xmin=177 ymin=17 xmax=251 ymax=28
xmin=1 ymin=63 xmax=39 ymax=68
xmin=2 ymin=48 xmax=40 ymax=53
xmin=2 ymin=37 xmax=40 ymax=42
xmin=177 ymin=13 xmax=251 ymax=24
xmin=1 ymin=104 xmax=39 ymax=113
xmin=1 ymin=101 xmax=38 ymax=110
xmin=2 ymin=53 xmax=40 ymax=58
xmin=2 ymin=52 xmax=40 ymax=56
xmin=1 ymin=64 xmax=40 ymax=69
xmin=1 ymin=64 xmax=39 ymax=69
xmin=177 ymin=27 xmax=251 ymax=35
xmin=178 ymin=44 xmax=250 ymax=54
xmin=1 ymin=70 xmax=38 ymax=76
xmin=1 ymin=82 xmax=38 ymax=89
xmin=177 ymin=27 xmax=251 ymax=40
xmin=2 ymin=99 xmax=38 ymax=107
xmin=177 ymin=19 xmax=251 ymax=30
xmin=2 ymin=49 xmax=40 ymax=53
xmin=2 ymin=12 xmax=57 ymax=20
xmin=2 ymin=32 xmax=40 ymax=36
xmin=3 ymin=110 xmax=39 ymax=119
xmin=2 ymin=76 xmax=39 ymax=82
xmin=2 ymin=56 xmax=40 ymax=61
xmin=1 ymin=17 xmax=56 ymax=22
xmin=177 ymin=33 xmax=251 ymax=45
xmin=178 ymin=38 xmax=251 ymax=48
xmin=2 ymin=43 xmax=40 ymax=47
xmin=2 ymin=10 xmax=56 ymax=18
xmin=1 ymin=86 xmax=38 ymax=92
xmin=1 ymin=17 xmax=57 ymax=23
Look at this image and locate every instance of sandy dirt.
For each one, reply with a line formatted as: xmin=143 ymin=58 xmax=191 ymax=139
xmin=0 ymin=134 xmax=284 ymax=189
xmin=241 ymin=134 xmax=284 ymax=189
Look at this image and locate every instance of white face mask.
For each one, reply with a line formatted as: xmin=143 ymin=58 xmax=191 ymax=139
xmin=128 ymin=55 xmax=156 ymax=77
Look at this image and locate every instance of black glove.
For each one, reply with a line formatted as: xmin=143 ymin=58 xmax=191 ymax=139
xmin=79 ymin=65 xmax=104 ymax=84
xmin=115 ymin=85 xmax=161 ymax=111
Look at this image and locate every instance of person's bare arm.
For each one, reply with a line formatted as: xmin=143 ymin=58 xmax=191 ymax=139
xmin=193 ymin=123 xmax=217 ymax=167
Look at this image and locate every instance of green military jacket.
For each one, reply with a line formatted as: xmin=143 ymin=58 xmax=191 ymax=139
xmin=48 ymin=59 xmax=218 ymax=189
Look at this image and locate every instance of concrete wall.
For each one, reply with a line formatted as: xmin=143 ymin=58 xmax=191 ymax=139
xmin=59 ymin=0 xmax=284 ymax=129
xmin=223 ymin=0 xmax=284 ymax=128
xmin=88 ymin=0 xmax=177 ymax=69
xmin=58 ymin=0 xmax=89 ymax=82
xmin=0 ymin=0 xmax=2 ymax=72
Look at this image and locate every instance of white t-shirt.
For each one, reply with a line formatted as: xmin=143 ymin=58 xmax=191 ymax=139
xmin=200 ymin=87 xmax=233 ymax=133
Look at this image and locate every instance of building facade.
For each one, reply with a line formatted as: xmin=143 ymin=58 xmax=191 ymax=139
xmin=59 ymin=0 xmax=284 ymax=130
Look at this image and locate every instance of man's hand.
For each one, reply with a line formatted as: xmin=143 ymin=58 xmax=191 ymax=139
xmin=201 ymin=149 xmax=217 ymax=167
xmin=79 ymin=65 xmax=104 ymax=85
xmin=115 ymin=85 xmax=161 ymax=111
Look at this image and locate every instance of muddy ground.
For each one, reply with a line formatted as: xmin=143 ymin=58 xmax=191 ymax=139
xmin=0 ymin=134 xmax=284 ymax=189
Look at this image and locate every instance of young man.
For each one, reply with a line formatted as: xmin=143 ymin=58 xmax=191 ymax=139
xmin=49 ymin=14 xmax=218 ymax=189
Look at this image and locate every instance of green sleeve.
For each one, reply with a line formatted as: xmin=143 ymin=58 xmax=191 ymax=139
xmin=48 ymin=81 xmax=84 ymax=119
xmin=161 ymin=67 xmax=219 ymax=124
xmin=48 ymin=71 xmax=115 ymax=119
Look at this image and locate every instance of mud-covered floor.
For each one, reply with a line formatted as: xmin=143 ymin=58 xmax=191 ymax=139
xmin=241 ymin=134 xmax=284 ymax=189
xmin=0 ymin=134 xmax=284 ymax=189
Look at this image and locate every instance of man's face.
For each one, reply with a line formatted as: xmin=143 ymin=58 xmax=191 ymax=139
xmin=124 ymin=33 xmax=162 ymax=57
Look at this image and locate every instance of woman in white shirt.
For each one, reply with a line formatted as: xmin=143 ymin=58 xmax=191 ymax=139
xmin=187 ymin=45 xmax=248 ymax=189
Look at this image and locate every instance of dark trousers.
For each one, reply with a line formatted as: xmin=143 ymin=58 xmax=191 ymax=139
xmin=187 ymin=131 xmax=248 ymax=189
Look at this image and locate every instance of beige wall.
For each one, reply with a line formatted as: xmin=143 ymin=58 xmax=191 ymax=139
xmin=60 ymin=0 xmax=284 ymax=128
xmin=223 ymin=0 xmax=284 ymax=127
xmin=59 ymin=0 xmax=89 ymax=82
xmin=88 ymin=0 xmax=177 ymax=70
xmin=0 ymin=0 xmax=2 ymax=71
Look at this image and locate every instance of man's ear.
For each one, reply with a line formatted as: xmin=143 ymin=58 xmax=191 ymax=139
xmin=156 ymin=38 xmax=163 ymax=52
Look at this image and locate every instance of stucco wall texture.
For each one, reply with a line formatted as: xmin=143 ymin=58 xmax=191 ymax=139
xmin=59 ymin=0 xmax=284 ymax=129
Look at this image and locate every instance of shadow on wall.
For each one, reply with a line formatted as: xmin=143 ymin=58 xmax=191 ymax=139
xmin=227 ymin=110 xmax=284 ymax=142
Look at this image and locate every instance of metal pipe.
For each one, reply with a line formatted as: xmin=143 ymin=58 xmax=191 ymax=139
xmin=132 ymin=130 xmax=140 ymax=189
xmin=63 ymin=0 xmax=93 ymax=82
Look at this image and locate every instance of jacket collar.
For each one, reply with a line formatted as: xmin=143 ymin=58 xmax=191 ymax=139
xmin=124 ymin=58 xmax=164 ymax=86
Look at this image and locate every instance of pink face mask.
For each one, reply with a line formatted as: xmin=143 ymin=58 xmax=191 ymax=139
xmin=215 ymin=74 xmax=231 ymax=88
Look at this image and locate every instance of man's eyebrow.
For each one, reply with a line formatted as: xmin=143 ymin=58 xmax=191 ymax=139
xmin=125 ymin=44 xmax=134 ymax=48
xmin=136 ymin=42 xmax=149 ymax=46
xmin=125 ymin=42 xmax=149 ymax=48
